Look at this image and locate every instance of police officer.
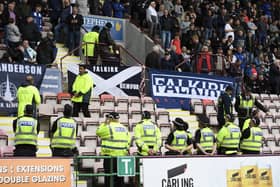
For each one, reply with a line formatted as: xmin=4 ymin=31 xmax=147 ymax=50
xmin=51 ymin=104 xmax=77 ymax=157
xmin=217 ymin=85 xmax=233 ymax=128
xmin=82 ymin=25 xmax=100 ymax=65
xmin=194 ymin=115 xmax=216 ymax=155
xmin=71 ymin=64 xmax=94 ymax=117
xmin=217 ymin=114 xmax=241 ymax=155
xmin=235 ymin=87 xmax=268 ymax=130
xmin=240 ymin=117 xmax=263 ymax=154
xmin=96 ymin=112 xmax=130 ymax=187
xmin=13 ymin=105 xmax=40 ymax=156
xmin=242 ymin=109 xmax=259 ymax=131
xmin=17 ymin=75 xmax=41 ymax=117
xmin=134 ymin=111 xmax=161 ymax=156
xmin=165 ymin=118 xmax=193 ymax=155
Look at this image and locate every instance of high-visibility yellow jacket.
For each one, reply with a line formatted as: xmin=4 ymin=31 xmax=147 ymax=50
xmin=82 ymin=31 xmax=99 ymax=57
xmin=15 ymin=116 xmax=38 ymax=146
xmin=240 ymin=127 xmax=263 ymax=151
xmin=71 ymin=72 xmax=93 ymax=103
xmin=200 ymin=127 xmax=215 ymax=151
xmin=134 ymin=119 xmax=161 ymax=155
xmin=51 ymin=117 xmax=77 ymax=149
xmin=97 ymin=122 xmax=130 ymax=156
xmin=170 ymin=130 xmax=189 ymax=151
xmin=217 ymin=122 xmax=241 ymax=150
xmin=17 ymin=85 xmax=41 ymax=117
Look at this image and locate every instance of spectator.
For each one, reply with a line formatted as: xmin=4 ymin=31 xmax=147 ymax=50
xmin=269 ymin=60 xmax=280 ymax=94
xmin=234 ymin=30 xmax=246 ymax=49
xmin=214 ymin=47 xmax=226 ymax=75
xmin=36 ymin=32 xmax=57 ymax=65
xmin=22 ymin=40 xmax=37 ymax=64
xmin=48 ymin=0 xmax=63 ymax=26
xmin=54 ymin=0 xmax=71 ymax=46
xmin=146 ymin=1 xmax=158 ymax=38
xmin=15 ymin=0 xmax=32 ymax=28
xmin=1 ymin=45 xmax=24 ymax=63
xmin=202 ymin=9 xmax=214 ymax=41
xmin=145 ymin=45 xmax=161 ymax=69
xmin=256 ymin=16 xmax=268 ymax=46
xmin=159 ymin=9 xmax=172 ymax=49
xmin=160 ymin=51 xmax=174 ymax=70
xmin=99 ymin=22 xmax=116 ymax=58
xmin=163 ymin=0 xmax=174 ymax=12
xmin=32 ymin=4 xmax=43 ymax=31
xmin=20 ymin=16 xmax=41 ymax=48
xmin=112 ymin=0 xmax=125 ymax=18
xmin=174 ymin=0 xmax=184 ymax=19
xmin=6 ymin=18 xmax=21 ymax=48
xmin=102 ymin=0 xmax=113 ymax=17
xmin=234 ymin=46 xmax=246 ymax=71
xmin=224 ymin=17 xmax=234 ymax=41
xmin=3 ymin=0 xmax=17 ymax=26
xmin=171 ymin=33 xmax=181 ymax=55
xmin=196 ymin=45 xmax=213 ymax=74
xmin=66 ymin=6 xmax=83 ymax=56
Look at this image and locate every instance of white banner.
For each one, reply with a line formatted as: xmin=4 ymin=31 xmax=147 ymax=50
xmin=142 ymin=156 xmax=280 ymax=187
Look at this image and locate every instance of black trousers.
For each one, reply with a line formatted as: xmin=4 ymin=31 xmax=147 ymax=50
xmin=241 ymin=149 xmax=260 ymax=154
xmin=103 ymin=157 xmax=124 ymax=187
xmin=238 ymin=117 xmax=247 ymax=130
xmin=72 ymin=102 xmax=90 ymax=117
xmin=52 ymin=148 xmax=74 ymax=157
xmin=14 ymin=145 xmax=36 ymax=157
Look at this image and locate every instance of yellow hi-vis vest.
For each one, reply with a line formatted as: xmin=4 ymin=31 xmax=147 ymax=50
xmin=82 ymin=31 xmax=99 ymax=57
xmin=51 ymin=117 xmax=77 ymax=149
xmin=135 ymin=119 xmax=160 ymax=155
xmin=71 ymin=72 xmax=93 ymax=103
xmin=171 ymin=130 xmax=189 ymax=151
xmin=15 ymin=116 xmax=38 ymax=145
xmin=100 ymin=122 xmax=129 ymax=156
xmin=240 ymin=127 xmax=263 ymax=151
xmin=220 ymin=122 xmax=241 ymax=149
xmin=239 ymin=95 xmax=254 ymax=108
xmin=200 ymin=127 xmax=215 ymax=151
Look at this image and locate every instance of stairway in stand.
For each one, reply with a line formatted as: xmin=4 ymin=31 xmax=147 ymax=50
xmin=54 ymin=43 xmax=82 ymax=90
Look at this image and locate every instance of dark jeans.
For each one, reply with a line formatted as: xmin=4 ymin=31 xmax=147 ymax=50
xmin=68 ymin=30 xmax=81 ymax=55
xmin=72 ymin=102 xmax=90 ymax=117
xmin=52 ymin=148 xmax=74 ymax=157
xmin=104 ymin=157 xmax=124 ymax=187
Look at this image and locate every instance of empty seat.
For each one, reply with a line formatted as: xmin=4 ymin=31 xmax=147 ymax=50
xmin=0 ymin=130 xmax=8 ymax=147
xmin=43 ymin=92 xmax=57 ymax=105
xmin=260 ymin=123 xmax=270 ymax=135
xmin=53 ymin=104 xmax=65 ymax=114
xmin=115 ymin=97 xmax=129 ymax=111
xmin=83 ymin=118 xmax=99 ymax=135
xmin=156 ymin=109 xmax=170 ymax=122
xmin=268 ymin=105 xmax=278 ymax=115
xmin=89 ymin=108 xmax=101 ymax=119
xmin=101 ymin=94 xmax=115 ymax=109
xmin=130 ymin=111 xmax=142 ymax=122
xmin=129 ymin=96 xmax=141 ymax=112
xmin=261 ymin=146 xmax=272 ymax=154
xmin=260 ymin=93 xmax=270 ymax=102
xmin=209 ymin=113 xmax=218 ymax=126
xmin=117 ymin=110 xmax=129 ymax=124
xmin=271 ymin=125 xmax=280 ymax=135
xmin=264 ymin=134 xmax=276 ymax=147
xmin=159 ymin=123 xmax=171 ymax=137
xmin=191 ymin=99 xmax=202 ymax=106
xmin=193 ymin=102 xmax=203 ymax=114
xmin=142 ymin=97 xmax=155 ymax=112
xmin=1 ymin=146 xmax=14 ymax=157
xmin=90 ymin=96 xmax=101 ymax=106
xmin=81 ymin=131 xmax=97 ymax=151
xmin=270 ymin=146 xmax=280 ymax=154
xmin=57 ymin=92 xmax=72 ymax=105
xmin=205 ymin=104 xmax=216 ymax=116
xmin=275 ymin=115 xmax=280 ymax=124
xmin=263 ymin=115 xmax=274 ymax=124
xmin=73 ymin=117 xmax=83 ymax=136
xmin=38 ymin=104 xmax=55 ymax=116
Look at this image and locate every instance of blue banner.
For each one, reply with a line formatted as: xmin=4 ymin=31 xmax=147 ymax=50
xmin=83 ymin=15 xmax=124 ymax=42
xmin=0 ymin=63 xmax=46 ymax=115
xmin=40 ymin=68 xmax=62 ymax=94
xmin=149 ymin=69 xmax=235 ymax=109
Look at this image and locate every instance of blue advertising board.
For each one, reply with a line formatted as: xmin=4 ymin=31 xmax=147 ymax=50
xmin=40 ymin=68 xmax=62 ymax=95
xmin=149 ymin=69 xmax=235 ymax=109
xmin=83 ymin=15 xmax=125 ymax=42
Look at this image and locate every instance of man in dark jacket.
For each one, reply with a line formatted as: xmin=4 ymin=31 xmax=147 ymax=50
xmin=20 ymin=16 xmax=41 ymax=48
xmin=36 ymin=32 xmax=57 ymax=65
xmin=145 ymin=45 xmax=161 ymax=69
xmin=160 ymin=9 xmax=172 ymax=49
xmin=217 ymin=85 xmax=233 ymax=128
xmin=99 ymin=22 xmax=116 ymax=58
xmin=66 ymin=6 xmax=83 ymax=56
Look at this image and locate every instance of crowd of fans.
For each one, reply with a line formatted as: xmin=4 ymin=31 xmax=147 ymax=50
xmin=138 ymin=0 xmax=280 ymax=95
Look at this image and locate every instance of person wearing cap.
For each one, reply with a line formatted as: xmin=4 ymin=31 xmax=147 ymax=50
xmin=82 ymin=25 xmax=100 ymax=65
xmin=66 ymin=6 xmax=84 ymax=56
xmin=13 ymin=105 xmax=40 ymax=156
xmin=17 ymin=75 xmax=41 ymax=117
xmin=240 ymin=117 xmax=263 ymax=154
xmin=165 ymin=117 xmax=193 ymax=155
xmin=217 ymin=114 xmax=241 ymax=155
xmin=71 ymin=64 xmax=94 ymax=117
xmin=51 ymin=104 xmax=77 ymax=157
xmin=134 ymin=111 xmax=161 ymax=156
xmin=234 ymin=86 xmax=268 ymax=130
xmin=217 ymin=85 xmax=233 ymax=128
xmin=99 ymin=22 xmax=116 ymax=58
xmin=36 ymin=31 xmax=57 ymax=65
xmin=194 ymin=115 xmax=216 ymax=155
xmin=96 ymin=112 xmax=130 ymax=187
